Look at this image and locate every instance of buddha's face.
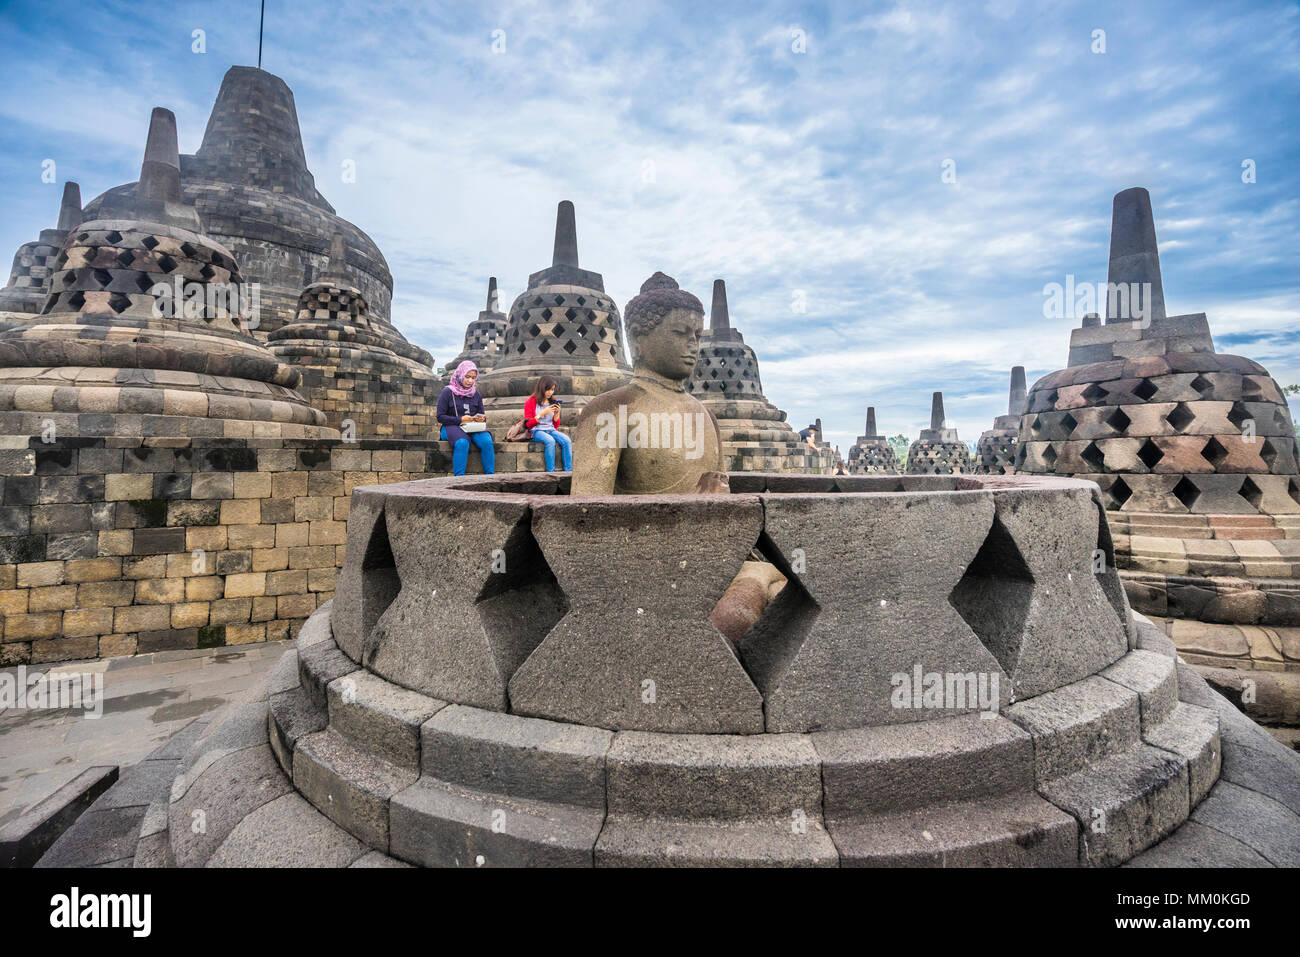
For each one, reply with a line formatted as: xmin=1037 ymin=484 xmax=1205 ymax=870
xmin=634 ymin=308 xmax=703 ymax=381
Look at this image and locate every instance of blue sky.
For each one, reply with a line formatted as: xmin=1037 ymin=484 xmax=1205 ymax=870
xmin=1 ymin=0 xmax=1296 ymax=451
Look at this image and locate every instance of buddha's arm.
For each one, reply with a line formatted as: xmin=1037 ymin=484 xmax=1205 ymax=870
xmin=569 ymin=395 xmax=621 ymax=495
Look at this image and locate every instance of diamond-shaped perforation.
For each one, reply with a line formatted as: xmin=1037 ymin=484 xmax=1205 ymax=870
xmin=1171 ymin=477 xmax=1200 ymax=510
xmin=1133 ymin=378 xmax=1158 ymax=401
xmin=1081 ymin=441 xmax=1106 ymax=471
xmin=359 ymin=512 xmax=400 ymax=640
xmin=1240 ymin=476 xmax=1263 ymax=510
xmin=1082 ymin=382 xmax=1108 ymax=402
xmin=727 ymin=531 xmax=821 ymax=692
xmin=1109 ymin=476 xmax=1132 ymax=508
xmin=1190 ymin=374 xmax=1214 ymax=397
xmin=1288 ymin=478 xmax=1300 ymax=507
xmin=104 ymin=230 xmax=123 ymax=245
xmin=948 ymin=514 xmax=1035 ymax=676
xmin=1201 ymin=436 xmax=1229 ymax=468
xmin=1042 ymin=444 xmax=1058 ymax=470
xmin=1060 ymin=412 xmax=1078 ymax=436
xmin=1137 ymin=439 xmax=1164 ymax=470
xmin=474 ymin=520 xmax=569 ymax=682
xmin=1260 ymin=438 xmax=1278 ymax=470
xmin=1106 ymin=407 xmax=1131 ymax=433
xmin=1227 ymin=401 xmax=1251 ymax=431
xmin=1165 ymin=402 xmax=1195 ymax=433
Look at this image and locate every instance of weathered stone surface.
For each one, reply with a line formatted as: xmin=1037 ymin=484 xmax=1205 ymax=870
xmin=1007 ymin=676 xmax=1139 ymax=782
xmin=595 ymin=731 xmax=837 ymax=866
xmin=360 ymin=488 xmax=548 ymax=710
xmin=207 ymin=792 xmax=367 ymax=867
xmin=509 ymin=495 xmax=765 ymax=732
xmin=1144 ymin=702 xmax=1220 ymax=807
xmin=268 ymin=685 xmax=327 ymax=776
xmin=390 ymin=777 xmax=603 ymax=867
xmin=421 ymin=705 xmax=611 ymax=805
xmin=1189 ymin=781 xmax=1300 ymax=867
xmin=749 ymin=490 xmax=1007 ymax=731
xmin=1124 ymin=819 xmax=1271 ymax=867
xmin=292 ymin=728 xmax=416 ymax=853
xmin=1101 ymin=650 xmax=1177 ymax=728
xmin=828 ymin=792 xmax=1077 ymax=867
xmin=328 ymin=670 xmax=445 ymax=770
xmin=169 ymin=743 xmax=292 ymax=867
xmin=1042 ymin=744 xmax=1190 ymax=866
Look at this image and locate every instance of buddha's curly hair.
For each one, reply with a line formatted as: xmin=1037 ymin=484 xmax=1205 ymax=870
xmin=624 ymin=272 xmax=703 ymax=341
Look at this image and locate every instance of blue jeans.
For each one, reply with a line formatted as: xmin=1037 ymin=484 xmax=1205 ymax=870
xmin=440 ymin=427 xmax=496 ymax=476
xmin=531 ymin=428 xmax=572 ymax=471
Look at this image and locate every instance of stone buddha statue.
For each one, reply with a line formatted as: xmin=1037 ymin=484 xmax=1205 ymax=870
xmin=571 ymin=273 xmax=729 ymax=495
xmin=571 ymin=272 xmax=783 ymax=643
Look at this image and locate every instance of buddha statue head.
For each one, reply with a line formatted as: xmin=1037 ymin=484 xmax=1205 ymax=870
xmin=624 ymin=272 xmax=704 ymax=384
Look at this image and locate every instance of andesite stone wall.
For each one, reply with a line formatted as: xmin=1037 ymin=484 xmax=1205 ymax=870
xmin=0 ymin=436 xmax=552 ymax=666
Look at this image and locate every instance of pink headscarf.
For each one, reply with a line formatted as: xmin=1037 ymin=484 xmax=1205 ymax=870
xmin=448 ymin=360 xmax=479 ymax=397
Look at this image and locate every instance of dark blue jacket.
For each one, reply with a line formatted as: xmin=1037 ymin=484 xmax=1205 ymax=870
xmin=437 ymin=386 xmax=487 ymax=442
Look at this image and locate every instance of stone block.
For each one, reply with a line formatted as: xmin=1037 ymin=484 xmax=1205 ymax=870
xmin=206 ymin=792 xmax=366 ymax=867
xmin=1006 ymin=676 xmax=1140 ymax=783
xmin=293 ymin=728 xmax=416 ymax=852
xmin=509 ymin=495 xmax=765 ymax=732
xmin=421 ymin=705 xmax=610 ymax=803
xmin=389 ymin=777 xmax=604 ymax=868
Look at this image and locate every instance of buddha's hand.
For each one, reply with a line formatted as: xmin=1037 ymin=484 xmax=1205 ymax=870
xmin=694 ymin=471 xmax=730 ymax=494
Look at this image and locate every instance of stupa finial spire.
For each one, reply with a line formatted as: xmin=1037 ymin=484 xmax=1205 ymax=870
xmin=486 ymin=277 xmax=499 ymax=313
xmin=56 ymin=182 xmax=82 ymax=232
xmin=552 ymin=200 xmax=579 ymax=268
xmin=710 ymin=279 xmax=731 ymax=333
xmin=139 ymin=107 xmax=183 ymax=204
xmin=1106 ymin=187 xmax=1166 ymax=325
xmin=1009 ymin=366 xmax=1027 ymax=416
xmin=930 ymin=392 xmax=946 ymax=431
xmin=866 ymin=406 xmax=878 ymax=438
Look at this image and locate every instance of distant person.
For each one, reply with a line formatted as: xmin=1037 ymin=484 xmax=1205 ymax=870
xmin=523 ymin=375 xmax=572 ymax=471
xmin=798 ymin=423 xmax=818 ymax=449
xmin=437 ymin=360 xmax=495 ymax=476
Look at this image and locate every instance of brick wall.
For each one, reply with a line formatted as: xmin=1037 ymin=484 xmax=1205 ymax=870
xmin=0 ymin=435 xmax=551 ymax=665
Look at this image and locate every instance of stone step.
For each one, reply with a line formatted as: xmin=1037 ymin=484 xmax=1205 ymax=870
xmin=326 ymin=669 xmax=444 ymax=771
xmin=1143 ymin=702 xmax=1221 ymax=807
xmin=1039 ymin=743 xmax=1190 ymax=866
xmin=389 ymin=777 xmax=603 ymax=867
xmin=813 ymin=713 xmax=1038 ymax=813
xmin=1006 ymin=675 xmax=1141 ymax=781
xmin=1101 ymin=649 xmax=1178 ymax=729
xmin=420 ymin=705 xmax=611 ymax=806
xmin=593 ymin=731 xmax=839 ymax=866
xmin=292 ymin=727 xmax=417 ymax=854
xmin=826 ymin=791 xmax=1077 ymax=866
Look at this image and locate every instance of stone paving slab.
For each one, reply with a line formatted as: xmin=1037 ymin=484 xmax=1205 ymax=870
xmin=0 ymin=640 xmax=286 ymax=831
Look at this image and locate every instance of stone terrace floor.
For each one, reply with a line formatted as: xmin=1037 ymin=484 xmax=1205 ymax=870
xmin=0 ymin=641 xmax=286 ymax=830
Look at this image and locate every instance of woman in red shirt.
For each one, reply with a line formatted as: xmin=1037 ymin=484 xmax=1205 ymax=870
xmin=523 ymin=376 xmax=572 ymax=471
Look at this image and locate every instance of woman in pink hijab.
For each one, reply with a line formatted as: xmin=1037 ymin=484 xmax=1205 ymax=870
xmin=436 ymin=360 xmax=496 ymax=476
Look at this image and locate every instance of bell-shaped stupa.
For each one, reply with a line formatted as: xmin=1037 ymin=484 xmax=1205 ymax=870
xmin=267 ymin=232 xmax=439 ymax=439
xmin=0 ymin=107 xmax=334 ymax=441
xmin=847 ymin=407 xmax=900 ymax=474
xmin=476 ymin=201 xmax=630 ymax=429
xmin=81 ymin=66 xmax=393 ymax=336
xmin=0 ymin=182 xmax=82 ymax=317
xmin=906 ymin=392 xmax=971 ymax=474
xmin=442 ymin=277 xmax=507 ymax=382
xmin=1017 ymin=187 xmax=1300 ymax=627
xmin=975 ymin=366 xmax=1027 ymax=474
xmin=687 ymin=279 xmax=831 ymax=472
